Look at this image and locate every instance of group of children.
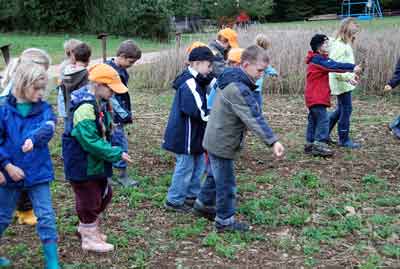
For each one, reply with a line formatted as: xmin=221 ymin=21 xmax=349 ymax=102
xmin=0 ymin=17 xmax=399 ymax=267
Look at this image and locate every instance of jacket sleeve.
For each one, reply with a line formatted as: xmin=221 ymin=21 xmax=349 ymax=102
xmin=110 ymin=96 xmax=130 ymax=120
xmin=265 ymin=65 xmax=278 ymax=77
xmin=388 ymin=58 xmax=400 ymax=88
xmin=179 ymin=79 xmax=209 ymax=122
xmin=230 ymin=85 xmax=278 ymax=146
xmin=212 ymin=58 xmax=226 ymax=78
xmin=312 ymin=55 xmax=355 ymax=73
xmin=71 ymin=104 xmax=123 ymax=162
xmin=27 ymin=104 xmax=57 ymax=148
xmin=0 ymin=112 xmax=11 ymax=169
xmin=329 ymin=43 xmax=355 ymax=82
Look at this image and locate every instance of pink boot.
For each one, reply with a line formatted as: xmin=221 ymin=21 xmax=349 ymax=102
xmin=78 ymin=222 xmax=114 ymax=253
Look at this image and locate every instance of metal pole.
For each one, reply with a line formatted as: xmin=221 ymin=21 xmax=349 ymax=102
xmin=97 ymin=33 xmax=108 ymax=63
xmin=175 ymin=32 xmax=182 ymax=53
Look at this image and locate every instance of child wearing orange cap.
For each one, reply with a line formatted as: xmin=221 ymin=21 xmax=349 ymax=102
xmin=62 ymin=63 xmax=133 ymax=253
xmin=208 ymin=28 xmax=239 ymax=77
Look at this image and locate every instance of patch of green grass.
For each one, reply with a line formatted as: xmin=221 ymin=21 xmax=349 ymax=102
xmin=128 ymin=249 xmax=150 ymax=268
xmin=374 ymin=196 xmax=400 ymax=207
xmin=381 ymin=244 xmax=400 ymax=258
xmin=292 ymin=170 xmax=320 ymax=189
xmin=284 ymin=208 xmax=310 ymax=227
xmin=239 ymin=197 xmax=280 ymax=225
xmin=170 ymin=218 xmax=207 ymax=239
xmin=0 ymin=32 xmax=170 ymax=65
xmin=254 ymin=172 xmax=278 ymax=184
xmin=360 ymin=254 xmax=383 ymax=269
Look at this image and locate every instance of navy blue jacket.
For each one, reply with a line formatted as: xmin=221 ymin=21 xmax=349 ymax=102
xmin=106 ymin=59 xmax=133 ymax=124
xmin=388 ymin=58 xmax=400 ymax=89
xmin=162 ymin=68 xmax=209 ymax=155
xmin=0 ymin=95 xmax=56 ymax=187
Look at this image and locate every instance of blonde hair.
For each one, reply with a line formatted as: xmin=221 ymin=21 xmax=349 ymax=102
xmin=13 ymin=62 xmax=48 ymax=100
xmin=255 ymin=34 xmax=272 ymax=50
xmin=1 ymin=48 xmax=51 ymax=89
xmin=336 ymin=18 xmax=360 ymax=44
xmin=63 ymin=39 xmax=82 ymax=57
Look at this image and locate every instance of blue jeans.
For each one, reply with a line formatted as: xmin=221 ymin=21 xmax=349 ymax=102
xmin=198 ymin=153 xmax=236 ymax=226
xmin=389 ymin=116 xmax=400 ymax=138
xmin=167 ymin=153 xmax=205 ymax=206
xmin=329 ymin=91 xmax=353 ymax=143
xmin=306 ymin=105 xmax=329 ymax=144
xmin=111 ymin=124 xmax=128 ymax=169
xmin=0 ymin=182 xmax=58 ymax=243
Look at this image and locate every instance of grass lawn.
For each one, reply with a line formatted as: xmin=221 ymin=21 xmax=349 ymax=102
xmin=0 ymin=33 xmax=173 ymax=68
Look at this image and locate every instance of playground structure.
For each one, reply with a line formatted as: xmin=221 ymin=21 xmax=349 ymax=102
xmin=341 ymin=0 xmax=383 ymax=20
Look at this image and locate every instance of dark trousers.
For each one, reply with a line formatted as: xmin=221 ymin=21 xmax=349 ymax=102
xmin=70 ymin=178 xmax=112 ymax=224
xmin=17 ymin=190 xmax=33 ymax=211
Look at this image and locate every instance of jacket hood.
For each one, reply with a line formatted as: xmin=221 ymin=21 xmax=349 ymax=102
xmin=217 ymin=67 xmax=257 ymax=91
xmin=172 ymin=69 xmax=195 ymax=90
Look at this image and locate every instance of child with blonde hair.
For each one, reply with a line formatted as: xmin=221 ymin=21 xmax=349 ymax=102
xmin=328 ymin=18 xmax=362 ymax=148
xmin=254 ymin=34 xmax=278 ymax=108
xmin=0 ymin=48 xmax=51 ymax=227
xmin=0 ymin=62 xmax=59 ymax=268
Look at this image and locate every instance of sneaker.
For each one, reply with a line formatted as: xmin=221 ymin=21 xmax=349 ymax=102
xmin=390 ymin=126 xmax=400 ymax=139
xmin=117 ymin=176 xmax=139 ymax=188
xmin=215 ymin=221 xmax=250 ymax=233
xmin=312 ymin=142 xmax=334 ymax=157
xmin=164 ymin=201 xmax=192 ymax=213
xmin=304 ymin=143 xmax=314 ymax=155
xmin=193 ymin=201 xmax=216 ymax=221
xmin=184 ymin=197 xmax=196 ymax=207
xmin=338 ymin=140 xmax=361 ymax=149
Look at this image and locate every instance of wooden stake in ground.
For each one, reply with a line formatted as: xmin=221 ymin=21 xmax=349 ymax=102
xmin=0 ymin=44 xmax=11 ymax=65
xmin=97 ymin=33 xmax=108 ymax=63
xmin=175 ymin=32 xmax=182 ymax=53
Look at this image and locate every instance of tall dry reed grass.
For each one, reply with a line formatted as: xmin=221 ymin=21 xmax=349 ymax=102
xmin=132 ymin=23 xmax=400 ymax=95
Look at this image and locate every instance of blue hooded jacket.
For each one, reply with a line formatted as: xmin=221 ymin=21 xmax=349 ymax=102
xmin=0 ymin=94 xmax=56 ymax=188
xmin=162 ymin=68 xmax=209 ymax=155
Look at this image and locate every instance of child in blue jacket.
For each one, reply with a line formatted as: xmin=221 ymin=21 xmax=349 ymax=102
xmin=163 ymin=46 xmax=215 ymax=213
xmin=0 ymin=62 xmax=59 ymax=268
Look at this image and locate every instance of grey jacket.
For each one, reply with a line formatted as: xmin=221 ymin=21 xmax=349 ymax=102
xmin=208 ymin=40 xmax=227 ymax=77
xmin=203 ymin=67 xmax=278 ymax=159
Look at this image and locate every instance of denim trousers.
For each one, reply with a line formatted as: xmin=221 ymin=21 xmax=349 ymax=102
xmin=0 ymin=182 xmax=58 ymax=243
xmin=306 ymin=105 xmax=329 ymax=144
xmin=167 ymin=153 xmax=205 ymax=206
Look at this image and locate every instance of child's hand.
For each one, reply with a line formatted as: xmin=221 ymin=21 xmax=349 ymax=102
xmin=383 ymin=85 xmax=392 ymax=93
xmin=348 ymin=78 xmax=358 ymax=86
xmin=22 ymin=139 xmax=34 ymax=153
xmin=5 ymin=164 xmax=25 ymax=182
xmin=354 ymin=65 xmax=363 ymax=75
xmin=0 ymin=172 xmax=5 ymax=185
xmin=121 ymin=152 xmax=133 ymax=164
xmin=272 ymin=142 xmax=285 ymax=158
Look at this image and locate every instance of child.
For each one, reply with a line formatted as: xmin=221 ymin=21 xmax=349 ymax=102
xmin=304 ymin=34 xmax=362 ymax=157
xmin=193 ymin=45 xmax=285 ymax=233
xmin=384 ymin=57 xmax=400 ymax=138
xmin=254 ymin=34 xmax=278 ymax=108
xmin=62 ymin=63 xmax=133 ymax=252
xmin=57 ymin=39 xmax=82 ymax=120
xmin=106 ymin=40 xmax=142 ymax=187
xmin=328 ymin=18 xmax=362 ymax=148
xmin=0 ymin=62 xmax=59 ymax=268
xmin=163 ymin=46 xmax=215 ymax=213
xmin=61 ymin=42 xmax=91 ymax=131
xmin=207 ymin=48 xmax=243 ymax=110
xmin=0 ymin=48 xmax=51 ymax=227
xmin=208 ymin=28 xmax=239 ymax=77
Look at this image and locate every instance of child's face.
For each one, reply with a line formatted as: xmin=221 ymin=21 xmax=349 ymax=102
xmin=25 ymin=78 xmax=47 ymax=102
xmin=192 ymin=61 xmax=213 ymax=76
xmin=318 ymin=40 xmax=329 ymax=54
xmin=95 ymin=84 xmax=114 ymax=100
xmin=242 ymin=60 xmax=268 ymax=81
xmin=116 ymin=56 xmax=138 ymax=69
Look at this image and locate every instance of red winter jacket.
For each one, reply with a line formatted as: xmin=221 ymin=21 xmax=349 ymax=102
xmin=304 ymin=51 xmax=355 ymax=108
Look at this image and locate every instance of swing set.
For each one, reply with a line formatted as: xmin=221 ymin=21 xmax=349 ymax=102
xmin=341 ymin=0 xmax=384 ymax=20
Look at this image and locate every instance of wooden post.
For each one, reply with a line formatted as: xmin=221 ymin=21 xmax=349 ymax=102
xmin=0 ymin=44 xmax=11 ymax=65
xmin=175 ymin=32 xmax=182 ymax=52
xmin=97 ymin=33 xmax=108 ymax=63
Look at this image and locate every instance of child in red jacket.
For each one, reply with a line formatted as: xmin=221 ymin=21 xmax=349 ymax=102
xmin=304 ymin=34 xmax=361 ymax=157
